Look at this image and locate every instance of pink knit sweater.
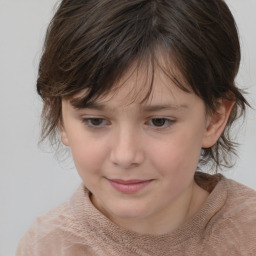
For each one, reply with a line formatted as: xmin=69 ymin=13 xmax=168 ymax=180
xmin=16 ymin=174 xmax=256 ymax=255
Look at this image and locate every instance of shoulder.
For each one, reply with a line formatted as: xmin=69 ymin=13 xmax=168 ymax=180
xmin=207 ymin=177 xmax=256 ymax=254
xmin=16 ymin=186 xmax=88 ymax=256
xmin=222 ymin=178 xmax=256 ymax=221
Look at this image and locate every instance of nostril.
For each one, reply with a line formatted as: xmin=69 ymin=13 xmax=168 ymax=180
xmin=112 ymin=161 xmax=139 ymax=169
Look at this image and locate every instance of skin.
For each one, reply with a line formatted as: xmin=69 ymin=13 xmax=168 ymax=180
xmin=61 ymin=66 xmax=233 ymax=235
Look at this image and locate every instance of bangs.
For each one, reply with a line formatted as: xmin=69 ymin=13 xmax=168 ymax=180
xmin=69 ymin=47 xmax=192 ymax=109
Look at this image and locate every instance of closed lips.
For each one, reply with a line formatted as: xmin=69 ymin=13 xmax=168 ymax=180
xmin=107 ymin=179 xmax=153 ymax=193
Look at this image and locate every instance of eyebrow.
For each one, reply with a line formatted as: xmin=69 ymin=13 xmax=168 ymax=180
xmin=70 ymin=99 xmax=105 ymax=110
xmin=142 ymin=104 xmax=188 ymax=112
xmin=73 ymin=102 xmax=106 ymax=110
xmin=70 ymin=99 xmax=188 ymax=112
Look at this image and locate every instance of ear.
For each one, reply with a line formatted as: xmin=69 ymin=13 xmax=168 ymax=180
xmin=60 ymin=123 xmax=70 ymax=146
xmin=202 ymin=99 xmax=235 ymax=148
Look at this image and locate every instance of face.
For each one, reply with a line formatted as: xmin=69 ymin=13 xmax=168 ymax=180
xmin=61 ymin=66 xmax=219 ymax=233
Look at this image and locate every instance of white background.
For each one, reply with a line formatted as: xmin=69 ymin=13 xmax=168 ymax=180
xmin=0 ymin=0 xmax=255 ymax=255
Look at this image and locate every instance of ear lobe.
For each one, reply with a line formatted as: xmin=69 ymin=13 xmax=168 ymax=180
xmin=202 ymin=99 xmax=235 ymax=148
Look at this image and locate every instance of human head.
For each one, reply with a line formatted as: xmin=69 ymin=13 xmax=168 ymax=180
xmin=37 ymin=0 xmax=248 ymax=170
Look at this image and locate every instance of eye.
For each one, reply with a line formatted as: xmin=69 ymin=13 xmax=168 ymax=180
xmin=82 ymin=118 xmax=109 ymax=128
xmin=148 ymin=118 xmax=174 ymax=128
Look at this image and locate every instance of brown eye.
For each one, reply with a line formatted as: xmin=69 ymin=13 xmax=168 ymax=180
xmin=151 ymin=118 xmax=168 ymax=127
xmin=89 ymin=118 xmax=104 ymax=126
xmin=82 ymin=118 xmax=108 ymax=127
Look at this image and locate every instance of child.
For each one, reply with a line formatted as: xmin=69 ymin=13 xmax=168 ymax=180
xmin=17 ymin=0 xmax=256 ymax=255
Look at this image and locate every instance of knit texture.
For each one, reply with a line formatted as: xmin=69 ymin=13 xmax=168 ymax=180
xmin=16 ymin=175 xmax=256 ymax=255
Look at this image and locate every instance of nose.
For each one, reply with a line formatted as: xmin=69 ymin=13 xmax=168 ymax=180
xmin=110 ymin=127 xmax=145 ymax=169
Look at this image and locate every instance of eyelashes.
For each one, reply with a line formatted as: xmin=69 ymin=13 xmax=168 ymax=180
xmin=81 ymin=117 xmax=175 ymax=129
xmin=81 ymin=118 xmax=109 ymax=128
xmin=147 ymin=118 xmax=174 ymax=128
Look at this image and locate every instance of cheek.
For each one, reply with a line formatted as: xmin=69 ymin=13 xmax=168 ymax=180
xmin=68 ymin=135 xmax=108 ymax=176
xmin=150 ymin=130 xmax=203 ymax=175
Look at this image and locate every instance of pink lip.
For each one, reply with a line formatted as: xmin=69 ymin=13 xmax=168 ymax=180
xmin=108 ymin=179 xmax=153 ymax=194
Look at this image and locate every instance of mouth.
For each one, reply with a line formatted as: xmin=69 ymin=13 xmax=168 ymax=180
xmin=107 ymin=178 xmax=153 ymax=194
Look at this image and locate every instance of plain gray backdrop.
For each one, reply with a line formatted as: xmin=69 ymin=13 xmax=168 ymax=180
xmin=0 ymin=0 xmax=255 ymax=255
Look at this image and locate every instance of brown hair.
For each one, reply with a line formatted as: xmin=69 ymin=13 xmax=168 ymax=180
xmin=37 ymin=0 xmax=248 ymax=170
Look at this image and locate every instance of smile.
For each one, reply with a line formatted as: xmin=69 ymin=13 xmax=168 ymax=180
xmin=107 ymin=179 xmax=153 ymax=194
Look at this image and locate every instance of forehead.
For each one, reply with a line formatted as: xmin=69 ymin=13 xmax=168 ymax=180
xmin=108 ymin=69 xmax=184 ymax=105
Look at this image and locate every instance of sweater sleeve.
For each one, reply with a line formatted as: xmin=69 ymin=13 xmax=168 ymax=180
xmin=16 ymin=218 xmax=92 ymax=256
xmin=16 ymin=225 xmax=37 ymax=256
xmin=16 ymin=218 xmax=59 ymax=256
xmin=16 ymin=218 xmax=53 ymax=256
xmin=15 ymin=202 xmax=89 ymax=256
